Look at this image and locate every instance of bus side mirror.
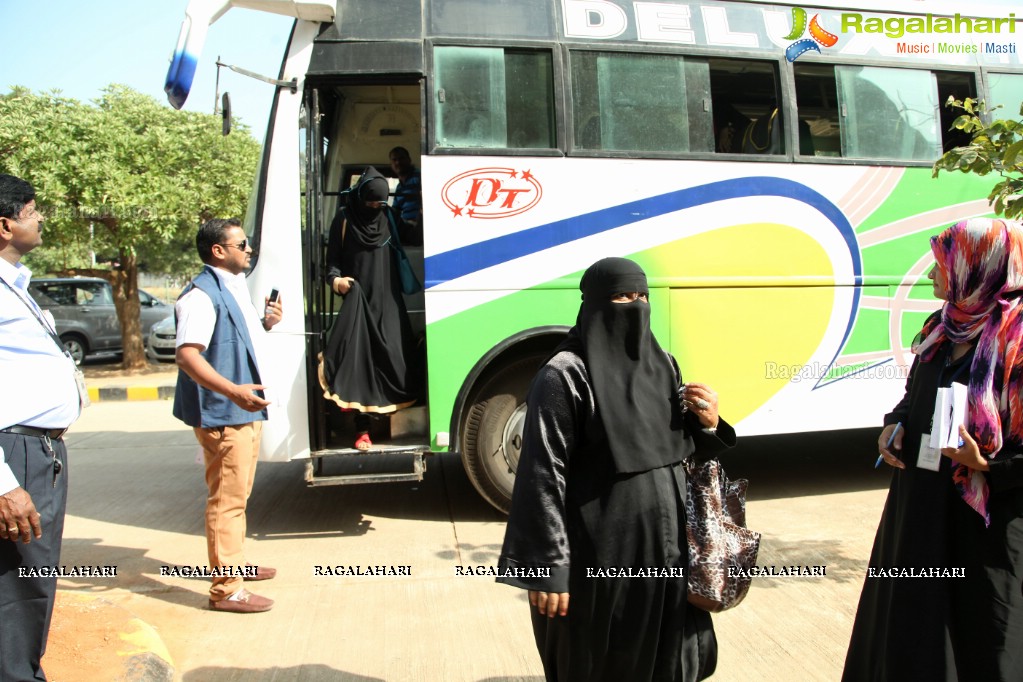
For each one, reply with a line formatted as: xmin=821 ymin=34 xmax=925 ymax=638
xmin=222 ymin=92 xmax=232 ymax=136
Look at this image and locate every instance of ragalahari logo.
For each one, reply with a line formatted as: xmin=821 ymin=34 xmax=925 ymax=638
xmin=783 ymin=7 xmax=839 ymax=62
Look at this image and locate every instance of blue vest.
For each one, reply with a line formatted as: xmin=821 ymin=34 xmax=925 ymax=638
xmin=172 ymin=266 xmax=267 ymax=428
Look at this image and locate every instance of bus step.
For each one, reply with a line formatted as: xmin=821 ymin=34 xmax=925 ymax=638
xmin=304 ymin=449 xmax=428 ymax=487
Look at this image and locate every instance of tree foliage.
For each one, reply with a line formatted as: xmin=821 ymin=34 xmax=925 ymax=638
xmin=933 ymin=97 xmax=1023 ymax=220
xmin=0 ymin=85 xmax=261 ymax=367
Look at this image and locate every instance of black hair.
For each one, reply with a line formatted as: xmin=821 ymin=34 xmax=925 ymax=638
xmin=0 ymin=174 xmax=36 ymax=220
xmin=196 ymin=217 xmax=242 ymax=264
xmin=389 ymin=146 xmax=411 ymax=160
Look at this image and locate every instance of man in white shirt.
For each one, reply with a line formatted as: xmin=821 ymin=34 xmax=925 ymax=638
xmin=0 ymin=174 xmax=83 ymax=681
xmin=172 ymin=218 xmax=282 ymax=613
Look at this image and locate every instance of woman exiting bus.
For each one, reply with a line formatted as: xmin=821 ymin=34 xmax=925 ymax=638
xmin=844 ymin=218 xmax=1023 ymax=681
xmin=318 ymin=167 xmax=420 ymax=449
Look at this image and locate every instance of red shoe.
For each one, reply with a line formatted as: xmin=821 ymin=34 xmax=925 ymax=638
xmin=354 ymin=432 xmax=372 ymax=451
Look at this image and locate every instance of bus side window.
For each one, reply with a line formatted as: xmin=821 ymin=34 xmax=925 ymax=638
xmin=569 ymin=51 xmax=713 ymax=154
xmin=707 ymin=58 xmax=784 ymax=155
xmin=796 ymin=64 xmax=945 ymax=162
xmin=935 ymin=71 xmax=977 ymax=152
xmin=434 ymin=46 xmax=555 ymax=149
xmin=794 ymin=64 xmax=840 ymax=157
xmin=988 ymin=73 xmax=1023 ymax=118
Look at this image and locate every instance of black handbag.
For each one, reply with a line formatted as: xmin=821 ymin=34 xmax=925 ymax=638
xmin=683 ymin=457 xmax=760 ymax=612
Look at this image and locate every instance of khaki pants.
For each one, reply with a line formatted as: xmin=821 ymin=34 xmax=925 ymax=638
xmin=193 ymin=422 xmax=262 ymax=601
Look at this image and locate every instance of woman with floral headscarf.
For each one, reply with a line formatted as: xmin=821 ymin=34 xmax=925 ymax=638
xmin=843 ymin=218 xmax=1023 ymax=681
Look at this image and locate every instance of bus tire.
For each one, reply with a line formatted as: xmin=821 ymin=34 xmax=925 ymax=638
xmin=461 ymin=353 xmax=546 ymax=514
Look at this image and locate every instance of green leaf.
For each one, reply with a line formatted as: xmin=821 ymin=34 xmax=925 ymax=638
xmin=1004 ymin=140 xmax=1023 ymax=168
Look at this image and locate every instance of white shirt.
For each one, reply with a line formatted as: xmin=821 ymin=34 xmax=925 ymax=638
xmin=0 ymin=258 xmax=81 ymax=495
xmin=175 ymin=265 xmax=267 ymax=372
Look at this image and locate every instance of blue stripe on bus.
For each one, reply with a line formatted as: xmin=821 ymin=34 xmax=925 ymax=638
xmin=424 ymin=176 xmax=861 ymax=390
xmin=425 ymin=176 xmax=861 ymax=284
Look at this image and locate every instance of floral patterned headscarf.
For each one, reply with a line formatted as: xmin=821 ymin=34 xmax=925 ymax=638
xmin=913 ymin=218 xmax=1023 ymax=526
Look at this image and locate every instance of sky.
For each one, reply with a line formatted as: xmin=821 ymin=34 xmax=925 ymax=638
xmin=2 ymin=1 xmax=294 ymax=142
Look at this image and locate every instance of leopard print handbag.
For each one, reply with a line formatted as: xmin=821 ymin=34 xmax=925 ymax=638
xmin=683 ymin=457 xmax=761 ymax=612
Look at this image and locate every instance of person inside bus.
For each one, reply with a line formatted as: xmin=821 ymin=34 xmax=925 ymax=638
xmin=320 ymin=166 xmax=420 ymax=450
xmin=389 ymin=146 xmax=422 ymax=246
xmin=496 ymin=257 xmax=735 ymax=682
xmin=843 ymin=218 xmax=1023 ymax=681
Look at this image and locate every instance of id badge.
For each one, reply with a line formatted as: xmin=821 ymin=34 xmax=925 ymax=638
xmin=74 ymin=369 xmax=91 ymax=409
xmin=917 ymin=431 xmax=941 ymax=471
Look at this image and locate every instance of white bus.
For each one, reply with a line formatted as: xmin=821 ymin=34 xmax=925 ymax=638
xmin=166 ymin=0 xmax=1022 ymax=511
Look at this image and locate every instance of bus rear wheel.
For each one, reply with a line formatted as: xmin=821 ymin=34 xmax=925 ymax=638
xmin=461 ymin=353 xmax=547 ymax=514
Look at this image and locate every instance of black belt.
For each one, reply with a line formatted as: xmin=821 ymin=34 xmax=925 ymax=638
xmin=0 ymin=425 xmax=68 ymax=440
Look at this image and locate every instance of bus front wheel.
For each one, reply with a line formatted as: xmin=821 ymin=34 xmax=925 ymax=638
xmin=461 ymin=354 xmax=546 ymax=514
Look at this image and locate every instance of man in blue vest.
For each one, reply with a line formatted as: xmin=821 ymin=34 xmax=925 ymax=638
xmin=173 ymin=218 xmax=282 ymax=613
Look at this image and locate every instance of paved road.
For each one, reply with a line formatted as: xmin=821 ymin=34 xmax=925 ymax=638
xmin=45 ymin=401 xmax=891 ymax=681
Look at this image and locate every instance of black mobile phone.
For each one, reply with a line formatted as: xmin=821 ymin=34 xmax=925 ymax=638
xmin=268 ymin=288 xmax=280 ymax=303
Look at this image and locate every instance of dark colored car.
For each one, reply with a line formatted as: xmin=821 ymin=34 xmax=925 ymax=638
xmin=28 ymin=277 xmax=170 ymax=364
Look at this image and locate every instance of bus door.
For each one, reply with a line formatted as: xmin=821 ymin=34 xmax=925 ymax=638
xmin=303 ymin=81 xmax=430 ymax=486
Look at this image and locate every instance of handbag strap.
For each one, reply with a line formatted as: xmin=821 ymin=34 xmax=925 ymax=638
xmin=384 ymin=206 xmax=407 ymax=255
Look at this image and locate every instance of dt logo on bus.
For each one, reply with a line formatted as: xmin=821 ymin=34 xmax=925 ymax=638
xmin=441 ymin=167 xmax=542 ymax=219
xmin=783 ymin=7 xmax=839 ymax=62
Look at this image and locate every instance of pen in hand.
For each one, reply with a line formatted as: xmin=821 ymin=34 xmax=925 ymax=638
xmin=875 ymin=422 xmax=902 ymax=469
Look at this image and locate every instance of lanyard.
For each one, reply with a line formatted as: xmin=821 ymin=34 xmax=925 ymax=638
xmin=0 ymin=277 xmax=72 ymax=358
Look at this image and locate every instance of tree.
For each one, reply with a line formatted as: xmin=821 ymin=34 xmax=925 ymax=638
xmin=0 ymin=85 xmax=261 ymax=368
xmin=933 ymin=97 xmax=1023 ymax=220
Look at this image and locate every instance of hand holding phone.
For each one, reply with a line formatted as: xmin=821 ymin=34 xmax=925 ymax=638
xmin=264 ymin=288 xmax=282 ymax=329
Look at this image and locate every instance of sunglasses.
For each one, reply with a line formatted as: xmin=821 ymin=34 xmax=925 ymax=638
xmin=219 ymin=239 xmax=249 ymax=251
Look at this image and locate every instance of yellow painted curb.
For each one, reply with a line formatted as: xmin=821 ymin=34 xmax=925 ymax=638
xmin=125 ymin=386 xmax=159 ymax=401
xmin=46 ymin=592 xmax=175 ymax=682
xmin=118 ymin=616 xmax=174 ymax=668
xmin=87 ymin=387 xmax=100 ymax=403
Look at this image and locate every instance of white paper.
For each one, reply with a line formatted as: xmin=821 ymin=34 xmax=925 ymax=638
xmin=930 ymin=390 xmax=946 ymax=450
xmin=917 ymin=432 xmax=942 ymax=471
xmin=934 ymin=383 xmax=969 ymax=450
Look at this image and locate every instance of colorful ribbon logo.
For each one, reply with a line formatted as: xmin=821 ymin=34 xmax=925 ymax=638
xmin=783 ymin=7 xmax=839 ymax=62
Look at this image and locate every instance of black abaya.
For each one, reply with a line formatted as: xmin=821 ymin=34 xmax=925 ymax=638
xmin=498 ymin=350 xmax=736 ymax=682
xmin=842 ymin=345 xmax=1023 ymax=681
xmin=318 ymin=176 xmax=420 ymax=413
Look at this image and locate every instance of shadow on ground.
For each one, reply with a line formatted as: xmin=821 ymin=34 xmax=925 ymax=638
xmin=724 ymin=428 xmax=891 ymax=501
xmin=183 ymin=666 xmax=383 ymax=682
xmin=65 ymin=431 xmax=502 ymax=539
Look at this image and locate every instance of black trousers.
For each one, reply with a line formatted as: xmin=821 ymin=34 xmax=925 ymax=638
xmin=0 ymin=432 xmax=68 ymax=682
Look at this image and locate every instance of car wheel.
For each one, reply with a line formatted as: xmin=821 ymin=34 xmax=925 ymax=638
xmin=60 ymin=334 xmax=87 ymax=366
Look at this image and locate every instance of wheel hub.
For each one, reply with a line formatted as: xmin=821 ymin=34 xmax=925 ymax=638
xmin=500 ymin=403 xmax=527 ymax=474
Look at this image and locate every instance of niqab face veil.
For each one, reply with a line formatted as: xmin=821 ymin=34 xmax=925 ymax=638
xmin=343 ymin=166 xmax=391 ymax=248
xmin=565 ymin=257 xmax=688 ymax=473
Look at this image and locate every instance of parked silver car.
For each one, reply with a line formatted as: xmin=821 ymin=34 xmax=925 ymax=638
xmin=146 ymin=315 xmax=177 ymax=362
xmin=28 ymin=277 xmax=170 ymax=364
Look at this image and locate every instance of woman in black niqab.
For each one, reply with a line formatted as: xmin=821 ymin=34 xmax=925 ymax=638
xmin=318 ymin=167 xmax=421 ymax=448
xmin=566 ymin=256 xmax=689 ymax=473
xmin=498 ymin=257 xmax=736 ymax=682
